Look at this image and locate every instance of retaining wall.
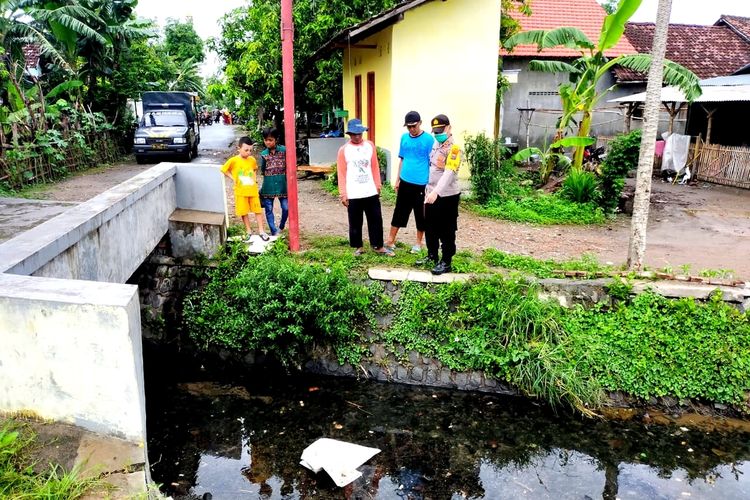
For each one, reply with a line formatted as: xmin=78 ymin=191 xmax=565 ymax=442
xmin=0 ymin=163 xmax=226 ymax=446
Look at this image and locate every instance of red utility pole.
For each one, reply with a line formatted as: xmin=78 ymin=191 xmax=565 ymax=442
xmin=281 ymin=0 xmax=300 ymax=251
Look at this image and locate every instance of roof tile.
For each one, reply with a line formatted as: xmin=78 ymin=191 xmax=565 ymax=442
xmin=620 ymin=23 xmax=750 ymax=80
xmin=501 ymin=0 xmax=637 ymax=58
xmin=718 ymin=15 xmax=750 ymax=42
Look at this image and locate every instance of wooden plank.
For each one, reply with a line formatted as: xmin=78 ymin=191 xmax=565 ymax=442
xmin=297 ymin=165 xmax=334 ymax=174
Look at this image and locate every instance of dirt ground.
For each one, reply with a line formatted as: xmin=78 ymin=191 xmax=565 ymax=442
xmin=28 ymin=130 xmax=750 ymax=279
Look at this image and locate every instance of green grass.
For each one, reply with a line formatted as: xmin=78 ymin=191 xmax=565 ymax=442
xmin=0 ymin=421 xmax=101 ymax=499
xmin=481 ymin=248 xmax=616 ymax=278
xmin=465 ymin=194 xmax=606 ymax=225
xmin=295 ymin=235 xmax=488 ymax=275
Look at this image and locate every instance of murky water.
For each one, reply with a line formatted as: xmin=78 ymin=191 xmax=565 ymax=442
xmin=146 ymin=354 xmax=750 ymax=500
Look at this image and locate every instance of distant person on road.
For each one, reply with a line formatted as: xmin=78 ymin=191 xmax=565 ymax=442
xmin=221 ymin=136 xmax=270 ymax=242
xmin=417 ymin=114 xmax=462 ymax=275
xmin=385 ymin=111 xmax=434 ymax=254
xmin=337 ymin=118 xmax=394 ymax=257
xmin=259 ymin=127 xmax=288 ymax=236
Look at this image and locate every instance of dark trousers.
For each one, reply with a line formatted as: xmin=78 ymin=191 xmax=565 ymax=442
xmin=425 ymin=194 xmax=460 ymax=265
xmin=347 ymin=195 xmax=384 ymax=248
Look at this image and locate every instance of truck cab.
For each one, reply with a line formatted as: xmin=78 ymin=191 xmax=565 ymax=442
xmin=133 ymin=91 xmax=200 ymax=163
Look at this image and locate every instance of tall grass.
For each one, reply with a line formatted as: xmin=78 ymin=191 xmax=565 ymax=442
xmin=561 ymin=168 xmax=600 ymax=204
xmin=0 ymin=421 xmax=101 ymax=499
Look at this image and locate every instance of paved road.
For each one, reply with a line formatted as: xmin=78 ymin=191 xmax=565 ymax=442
xmin=0 ymin=198 xmax=76 ymax=243
xmin=198 ymin=123 xmax=241 ymax=157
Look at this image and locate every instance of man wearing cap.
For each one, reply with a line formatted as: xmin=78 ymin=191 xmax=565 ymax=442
xmin=336 ymin=118 xmax=395 ymax=257
xmin=419 ymin=114 xmax=462 ymax=275
xmin=384 ymin=111 xmax=435 ymax=254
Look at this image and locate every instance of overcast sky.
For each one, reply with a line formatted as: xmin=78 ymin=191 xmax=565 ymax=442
xmin=135 ymin=0 xmax=245 ymax=77
xmin=631 ymin=0 xmax=750 ymax=24
xmin=134 ymin=0 xmax=750 ymax=76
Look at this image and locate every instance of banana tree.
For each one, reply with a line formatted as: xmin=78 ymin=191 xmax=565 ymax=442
xmin=504 ymin=0 xmax=702 ymax=169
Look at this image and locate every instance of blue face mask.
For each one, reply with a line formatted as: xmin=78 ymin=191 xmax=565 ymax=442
xmin=435 ymin=132 xmax=448 ymax=143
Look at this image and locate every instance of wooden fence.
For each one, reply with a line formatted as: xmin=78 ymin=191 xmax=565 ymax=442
xmin=690 ymin=142 xmax=750 ymax=189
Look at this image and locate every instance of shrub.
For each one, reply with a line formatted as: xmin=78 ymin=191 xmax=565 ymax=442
xmin=376 ymin=146 xmax=388 ymax=182
xmin=561 ymin=168 xmax=600 ymax=204
xmin=598 ymin=129 xmax=641 ymax=213
xmin=464 ymin=133 xmax=510 ymax=204
xmin=562 ymin=290 xmax=750 ymax=405
xmin=383 ymin=277 xmax=603 ymax=409
xmin=183 ymin=250 xmax=374 ymax=366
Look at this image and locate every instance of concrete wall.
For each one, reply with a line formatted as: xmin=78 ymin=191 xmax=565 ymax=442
xmin=501 ymin=58 xmax=634 ymax=147
xmin=342 ymin=0 xmax=501 ymax=183
xmin=0 ymin=162 xmax=227 ymax=446
xmin=0 ymin=274 xmax=146 ymax=443
xmin=500 ymin=59 xmax=689 ymax=147
xmin=307 ymin=137 xmax=347 ymax=166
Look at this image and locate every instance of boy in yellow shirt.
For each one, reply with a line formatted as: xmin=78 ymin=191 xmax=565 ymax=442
xmin=221 ymin=136 xmax=270 ymax=242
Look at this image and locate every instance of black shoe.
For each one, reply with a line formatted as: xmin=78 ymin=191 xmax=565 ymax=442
xmin=431 ymin=261 xmax=452 ymax=275
xmin=415 ymin=255 xmax=437 ymax=266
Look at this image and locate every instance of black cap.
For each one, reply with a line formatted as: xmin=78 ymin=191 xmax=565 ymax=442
xmin=403 ymin=111 xmax=421 ymax=126
xmin=431 ymin=114 xmax=450 ymax=133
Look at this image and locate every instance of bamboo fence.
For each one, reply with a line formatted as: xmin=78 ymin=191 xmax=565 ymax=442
xmin=691 ymin=141 xmax=750 ymax=189
xmin=0 ymin=132 xmax=121 ymax=189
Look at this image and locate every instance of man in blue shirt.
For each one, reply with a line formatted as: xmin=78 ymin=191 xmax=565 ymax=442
xmin=385 ymin=111 xmax=436 ymax=253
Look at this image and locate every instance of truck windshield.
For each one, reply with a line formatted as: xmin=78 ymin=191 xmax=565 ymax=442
xmin=141 ymin=110 xmax=188 ymax=127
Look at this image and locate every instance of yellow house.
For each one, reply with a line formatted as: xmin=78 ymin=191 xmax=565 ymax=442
xmin=320 ymin=0 xmax=502 ymax=183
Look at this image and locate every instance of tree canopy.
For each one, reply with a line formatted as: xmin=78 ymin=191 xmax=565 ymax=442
xmin=164 ymin=17 xmax=205 ymax=65
xmin=210 ymin=0 xmax=397 ymax=125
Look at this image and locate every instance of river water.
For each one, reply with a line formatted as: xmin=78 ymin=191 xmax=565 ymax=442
xmin=145 ymin=356 xmax=750 ymax=500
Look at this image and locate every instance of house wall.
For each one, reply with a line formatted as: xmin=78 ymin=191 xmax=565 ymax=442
xmin=501 ymin=58 xmax=635 ymax=147
xmin=342 ymin=27 xmax=394 ymax=177
xmin=342 ymin=0 xmax=502 ymax=184
xmin=501 ymin=59 xmax=691 ymax=147
xmin=389 ymin=0 xmax=501 ymax=182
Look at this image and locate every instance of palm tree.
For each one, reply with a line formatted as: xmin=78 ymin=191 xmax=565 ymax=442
xmin=504 ymin=0 xmax=701 ymax=169
xmin=627 ymin=0 xmax=673 ymax=270
xmin=167 ymin=57 xmax=204 ymax=96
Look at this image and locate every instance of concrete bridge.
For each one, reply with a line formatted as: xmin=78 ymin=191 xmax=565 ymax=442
xmin=0 ymin=163 xmax=227 ymax=466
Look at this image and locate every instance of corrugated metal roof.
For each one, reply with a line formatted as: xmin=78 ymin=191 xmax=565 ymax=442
xmin=610 ymin=84 xmax=750 ymax=103
xmin=701 ymin=74 xmax=750 ymax=86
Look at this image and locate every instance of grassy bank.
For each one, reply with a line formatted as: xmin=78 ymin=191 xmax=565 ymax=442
xmin=0 ymin=421 xmax=100 ymax=499
xmin=182 ymin=240 xmax=750 ymax=413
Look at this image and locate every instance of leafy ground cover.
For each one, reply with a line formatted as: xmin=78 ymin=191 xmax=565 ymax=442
xmin=0 ymin=421 xmax=99 ymax=499
xmin=183 ymin=239 xmax=750 ymax=413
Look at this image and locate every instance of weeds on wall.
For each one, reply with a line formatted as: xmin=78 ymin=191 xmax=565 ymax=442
xmin=563 ymin=290 xmax=750 ymax=405
xmin=183 ymin=244 xmax=750 ymax=412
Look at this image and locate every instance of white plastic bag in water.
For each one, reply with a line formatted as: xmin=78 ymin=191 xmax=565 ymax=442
xmin=300 ymin=438 xmax=381 ymax=487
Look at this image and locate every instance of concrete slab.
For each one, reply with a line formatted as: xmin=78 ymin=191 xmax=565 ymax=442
xmin=75 ymin=433 xmax=146 ymax=478
xmin=0 ymin=197 xmax=77 ymax=243
xmin=81 ymin=471 xmax=148 ymax=500
xmin=368 ymin=268 xmax=410 ymax=281
xmin=632 ymin=280 xmax=750 ymax=302
xmin=369 ymin=268 xmax=473 ymax=284
xmin=169 ymin=208 xmax=225 ymax=225
xmin=406 ymin=270 xmax=434 ymax=283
